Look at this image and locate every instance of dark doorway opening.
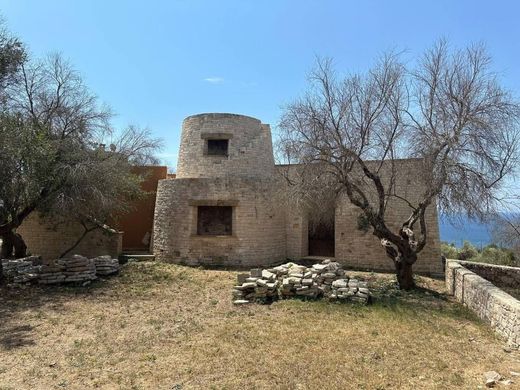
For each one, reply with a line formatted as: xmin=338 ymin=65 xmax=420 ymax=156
xmin=308 ymin=219 xmax=335 ymax=257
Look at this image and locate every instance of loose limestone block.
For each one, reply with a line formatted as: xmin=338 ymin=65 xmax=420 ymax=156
xmin=322 ymin=272 xmax=337 ymax=279
xmin=233 ymin=300 xmax=250 ymax=305
xmin=250 ymin=269 xmax=262 ymax=278
xmin=312 ymin=264 xmax=328 ymax=273
xmin=237 ymin=273 xmax=249 ymax=284
xmin=256 ymin=279 xmax=268 ymax=287
xmin=332 ymin=279 xmax=348 ymax=289
xmin=230 ymin=260 xmax=371 ymax=305
xmin=261 ymin=270 xmax=276 ymax=282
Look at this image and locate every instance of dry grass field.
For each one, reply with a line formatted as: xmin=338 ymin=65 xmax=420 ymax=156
xmin=0 ymin=262 xmax=519 ymax=389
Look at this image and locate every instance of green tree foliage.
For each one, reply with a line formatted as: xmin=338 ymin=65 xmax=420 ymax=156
xmin=0 ymin=22 xmax=162 ymax=262
xmin=441 ymin=241 xmax=519 ymax=267
xmin=458 ymin=241 xmax=479 ymax=260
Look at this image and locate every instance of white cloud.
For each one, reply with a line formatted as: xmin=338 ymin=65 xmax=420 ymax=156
xmin=203 ymin=76 xmax=225 ymax=84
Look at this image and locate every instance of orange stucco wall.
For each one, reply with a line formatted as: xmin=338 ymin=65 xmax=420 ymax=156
xmin=116 ymin=166 xmax=168 ymax=251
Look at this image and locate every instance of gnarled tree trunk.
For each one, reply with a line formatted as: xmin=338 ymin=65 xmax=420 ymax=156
xmin=0 ymin=230 xmax=28 ymax=283
xmin=381 ymin=237 xmax=417 ymax=290
xmin=394 ymin=260 xmax=415 ymax=290
xmin=0 ymin=230 xmax=27 ymax=259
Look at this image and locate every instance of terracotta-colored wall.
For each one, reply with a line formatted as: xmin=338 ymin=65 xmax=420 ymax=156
xmin=116 ymin=166 xmax=168 ymax=251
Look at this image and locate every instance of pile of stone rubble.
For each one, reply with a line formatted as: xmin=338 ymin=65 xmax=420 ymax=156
xmin=92 ymin=255 xmax=120 ymax=275
xmin=2 ymin=254 xmax=120 ymax=285
xmin=40 ymin=255 xmax=97 ymax=284
xmin=2 ymin=256 xmax=42 ymax=283
xmin=233 ymin=259 xmax=371 ymax=305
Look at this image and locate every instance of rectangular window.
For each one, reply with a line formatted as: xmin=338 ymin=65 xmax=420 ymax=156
xmin=207 ymin=139 xmax=229 ymax=156
xmin=197 ymin=206 xmax=232 ymax=235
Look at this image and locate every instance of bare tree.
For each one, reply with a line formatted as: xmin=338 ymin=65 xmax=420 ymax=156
xmin=0 ymin=52 xmax=162 ymax=262
xmin=490 ymin=212 xmax=520 ymax=255
xmin=278 ymin=41 xmax=520 ymax=289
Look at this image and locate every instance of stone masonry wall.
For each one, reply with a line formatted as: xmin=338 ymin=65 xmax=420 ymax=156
xmin=153 ymin=177 xmax=286 ymax=267
xmin=17 ymin=213 xmax=123 ymax=260
xmin=452 ymin=260 xmax=520 ymax=289
xmin=155 ymin=113 xmax=286 ymax=267
xmin=446 ymin=260 xmax=520 ymax=348
xmin=285 ymin=211 xmax=308 ymax=260
xmin=334 ymin=164 xmax=441 ymax=275
xmin=277 ymin=159 xmax=442 ymax=275
xmin=176 ymin=113 xmax=275 ymax=179
xmin=155 ymin=113 xmax=441 ymax=273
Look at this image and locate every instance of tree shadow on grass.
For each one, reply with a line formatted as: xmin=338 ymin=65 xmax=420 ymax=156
xmin=0 ymin=324 xmax=36 ymax=349
xmin=0 ymin=277 xmax=113 ymax=350
xmin=369 ymin=282 xmax=479 ymax=322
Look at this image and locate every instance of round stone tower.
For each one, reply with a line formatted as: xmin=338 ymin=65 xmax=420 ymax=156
xmin=176 ymin=113 xmax=275 ymax=179
xmin=153 ymin=113 xmax=287 ymax=267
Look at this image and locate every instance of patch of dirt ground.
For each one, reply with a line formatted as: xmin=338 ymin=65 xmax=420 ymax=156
xmin=0 ymin=262 xmax=519 ymax=389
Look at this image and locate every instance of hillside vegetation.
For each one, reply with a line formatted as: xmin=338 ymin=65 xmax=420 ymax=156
xmin=441 ymin=241 xmax=520 ymax=267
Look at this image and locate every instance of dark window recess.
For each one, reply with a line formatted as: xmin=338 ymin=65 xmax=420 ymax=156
xmin=197 ymin=206 xmax=232 ymax=235
xmin=207 ymin=139 xmax=229 ymax=156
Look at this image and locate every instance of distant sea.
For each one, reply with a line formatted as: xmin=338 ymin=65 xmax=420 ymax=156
xmin=439 ymin=215 xmax=492 ymax=248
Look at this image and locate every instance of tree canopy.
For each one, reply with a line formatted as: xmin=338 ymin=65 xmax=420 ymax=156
xmin=278 ymin=41 xmax=520 ymax=289
xmin=0 ymin=24 xmax=162 ymax=261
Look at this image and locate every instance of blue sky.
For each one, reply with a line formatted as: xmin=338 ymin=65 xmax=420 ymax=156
xmin=1 ymin=0 xmax=519 ymax=170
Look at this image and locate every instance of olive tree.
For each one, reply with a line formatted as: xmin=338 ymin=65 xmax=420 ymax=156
xmin=278 ymin=42 xmax=520 ymax=289
xmin=0 ymin=46 xmax=162 ymax=263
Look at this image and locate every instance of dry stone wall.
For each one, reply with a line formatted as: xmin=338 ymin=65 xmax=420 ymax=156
xmin=1 ymin=254 xmax=120 ymax=286
xmin=451 ymin=260 xmax=520 ymax=290
xmin=446 ymin=260 xmax=519 ymax=348
xmin=2 ymin=256 xmax=41 ymax=283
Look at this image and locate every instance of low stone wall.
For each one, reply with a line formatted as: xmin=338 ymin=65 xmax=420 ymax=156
xmin=2 ymin=255 xmax=120 ymax=285
xmin=445 ymin=260 xmax=520 ymax=348
xmin=451 ymin=259 xmax=520 ymax=289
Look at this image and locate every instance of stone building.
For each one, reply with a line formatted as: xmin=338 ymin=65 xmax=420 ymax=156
xmin=17 ymin=166 xmax=167 ymax=260
xmin=153 ymin=113 xmax=442 ymax=275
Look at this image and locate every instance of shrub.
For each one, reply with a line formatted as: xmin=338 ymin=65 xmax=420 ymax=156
xmin=474 ymin=246 xmax=520 ymax=267
xmin=440 ymin=242 xmax=459 ymax=259
xmin=457 ymin=241 xmax=479 ymax=260
xmin=440 ymin=241 xmax=520 ymax=267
